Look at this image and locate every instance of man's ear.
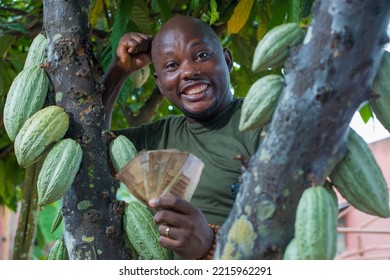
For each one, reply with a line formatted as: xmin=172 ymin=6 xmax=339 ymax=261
xmin=223 ymin=48 xmax=233 ymax=73
xmin=154 ymin=72 xmax=163 ymax=93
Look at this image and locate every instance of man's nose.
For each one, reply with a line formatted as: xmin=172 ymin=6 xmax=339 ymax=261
xmin=181 ymin=61 xmax=200 ymax=80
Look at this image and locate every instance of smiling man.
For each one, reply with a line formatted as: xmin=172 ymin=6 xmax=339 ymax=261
xmin=103 ymin=15 xmax=262 ymax=259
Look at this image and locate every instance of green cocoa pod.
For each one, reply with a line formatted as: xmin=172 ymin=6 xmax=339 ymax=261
xmin=24 ymin=33 xmax=47 ymax=68
xmin=109 ymin=135 xmax=139 ymax=202
xmin=130 ymin=66 xmax=150 ymax=88
xmin=330 ymin=128 xmax=390 ymax=217
xmin=123 ymin=227 xmax=140 ymax=260
xmin=295 ymin=186 xmax=338 ymax=260
xmin=37 ymin=138 xmax=82 ymax=206
xmin=123 ymin=201 xmax=173 ymax=260
xmin=239 ymin=74 xmax=284 ymax=131
xmin=252 ymin=23 xmax=304 ymax=72
xmin=283 ymin=238 xmax=301 ymax=260
xmin=14 ymin=106 xmax=69 ymax=168
xmin=109 ymin=135 xmax=137 ymax=172
xmin=51 ymin=210 xmax=63 ymax=233
xmin=4 ymin=65 xmax=48 ymax=141
xmin=371 ymin=50 xmax=390 ymax=132
xmin=48 ymin=238 xmax=69 ymax=260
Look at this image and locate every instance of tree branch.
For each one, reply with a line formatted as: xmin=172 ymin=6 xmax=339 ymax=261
xmin=123 ymin=87 xmax=164 ymax=127
xmin=0 ymin=7 xmax=29 ymax=16
xmin=215 ymin=0 xmax=390 ymax=260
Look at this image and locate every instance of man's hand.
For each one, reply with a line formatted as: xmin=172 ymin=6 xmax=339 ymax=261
xmin=114 ymin=32 xmax=153 ymax=75
xmin=102 ymin=32 xmax=153 ymax=129
xmin=148 ymin=196 xmax=214 ymax=259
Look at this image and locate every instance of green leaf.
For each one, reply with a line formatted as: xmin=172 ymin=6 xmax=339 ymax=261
xmin=118 ymin=78 xmax=132 ymax=105
xmin=256 ymin=0 xmax=270 ymax=41
xmin=8 ymin=52 xmax=26 ymax=72
xmin=0 ymin=23 xmax=26 ymax=33
xmin=301 ymin=0 xmax=315 ymax=19
xmin=39 ymin=201 xmax=64 ymax=243
xmin=191 ymin=0 xmax=201 ymax=15
xmin=131 ymin=0 xmax=152 ymax=34
xmin=209 ymin=0 xmax=219 ymax=24
xmin=0 ymin=60 xmax=17 ymax=95
xmin=0 ymin=35 xmax=14 ymax=56
xmin=0 ymin=157 xmax=23 ymax=211
xmin=100 ymin=44 xmax=113 ymax=72
xmin=156 ymin=0 xmax=172 ymax=24
xmin=110 ymin=0 xmax=134 ymax=58
xmin=359 ymin=103 xmax=374 ymax=123
xmin=288 ymin=0 xmax=301 ymax=23
xmin=268 ymin=0 xmax=288 ymax=29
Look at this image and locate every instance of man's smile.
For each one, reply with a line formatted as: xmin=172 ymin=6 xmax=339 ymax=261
xmin=180 ymin=83 xmax=210 ymax=101
xmin=183 ymin=84 xmax=208 ymax=95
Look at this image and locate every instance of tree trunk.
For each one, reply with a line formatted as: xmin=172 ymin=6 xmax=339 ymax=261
xmin=43 ymin=0 xmax=131 ymax=260
xmin=216 ymin=0 xmax=390 ymax=259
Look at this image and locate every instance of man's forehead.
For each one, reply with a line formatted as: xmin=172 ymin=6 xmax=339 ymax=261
xmin=153 ymin=29 xmax=217 ymax=49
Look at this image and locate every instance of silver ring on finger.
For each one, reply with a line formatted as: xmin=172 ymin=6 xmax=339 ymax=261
xmin=165 ymin=226 xmax=170 ymax=238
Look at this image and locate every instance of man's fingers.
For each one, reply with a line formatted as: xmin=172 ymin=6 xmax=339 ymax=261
xmin=158 ymin=236 xmax=182 ymax=252
xmin=149 ymin=196 xmax=193 ymax=214
xmin=153 ymin=208 xmax=187 ymax=227
xmin=120 ymin=33 xmax=152 ymax=55
xmin=158 ymin=224 xmax=177 ymax=240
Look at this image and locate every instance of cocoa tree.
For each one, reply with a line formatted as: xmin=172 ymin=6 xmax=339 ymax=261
xmin=215 ymin=0 xmax=390 ymax=259
xmin=41 ymin=0 xmax=132 ymax=259
xmin=6 ymin=0 xmax=389 ymax=259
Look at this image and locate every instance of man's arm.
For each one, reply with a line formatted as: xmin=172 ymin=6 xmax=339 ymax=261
xmin=101 ymin=32 xmax=153 ymax=130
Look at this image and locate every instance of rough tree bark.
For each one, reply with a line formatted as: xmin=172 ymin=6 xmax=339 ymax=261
xmin=41 ymin=0 xmax=390 ymax=260
xmin=216 ymin=0 xmax=390 ymax=259
xmin=43 ymin=0 xmax=131 ymax=259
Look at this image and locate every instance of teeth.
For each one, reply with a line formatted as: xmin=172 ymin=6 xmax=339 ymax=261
xmin=185 ymin=84 xmax=207 ymax=95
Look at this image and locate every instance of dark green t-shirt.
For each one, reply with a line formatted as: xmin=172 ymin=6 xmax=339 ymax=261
xmin=115 ymin=98 xmax=262 ymax=226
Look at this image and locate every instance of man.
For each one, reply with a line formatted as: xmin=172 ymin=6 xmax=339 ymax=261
xmin=103 ymin=15 xmax=262 ymax=259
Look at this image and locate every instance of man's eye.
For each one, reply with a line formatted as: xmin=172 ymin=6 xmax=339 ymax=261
xmin=196 ymin=52 xmax=209 ymax=59
xmin=166 ymin=62 xmax=177 ymax=68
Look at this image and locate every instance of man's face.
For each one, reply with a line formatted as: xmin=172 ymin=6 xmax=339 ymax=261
xmin=151 ymin=19 xmax=233 ymax=122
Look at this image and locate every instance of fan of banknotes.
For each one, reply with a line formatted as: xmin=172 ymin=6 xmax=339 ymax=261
xmin=116 ymin=149 xmax=204 ymax=205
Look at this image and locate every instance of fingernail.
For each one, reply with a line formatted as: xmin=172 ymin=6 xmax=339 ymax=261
xmin=148 ymin=198 xmax=158 ymax=207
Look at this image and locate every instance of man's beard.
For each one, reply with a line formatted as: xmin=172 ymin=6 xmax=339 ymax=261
xmin=182 ymin=99 xmax=219 ymax=122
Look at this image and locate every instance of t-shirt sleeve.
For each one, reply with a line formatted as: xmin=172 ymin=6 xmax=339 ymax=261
xmin=113 ymin=118 xmax=170 ymax=151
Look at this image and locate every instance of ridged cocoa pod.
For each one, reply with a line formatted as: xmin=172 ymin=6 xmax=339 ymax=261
xmin=252 ymin=23 xmax=304 ymax=72
xmin=50 ymin=210 xmax=63 ymax=233
xmin=283 ymin=238 xmax=301 ymax=260
xmin=24 ymin=33 xmax=47 ymax=68
xmin=14 ymin=106 xmax=69 ymax=168
xmin=239 ymin=74 xmax=284 ymax=131
xmin=330 ymin=128 xmax=390 ymax=218
xmin=37 ymin=138 xmax=82 ymax=206
xmin=109 ymin=135 xmax=140 ymax=202
xmin=295 ymin=186 xmax=338 ymax=260
xmin=4 ymin=65 xmax=48 ymax=141
xmin=48 ymin=238 xmax=69 ymax=260
xmin=109 ymin=135 xmax=137 ymax=172
xmin=371 ymin=50 xmax=390 ymax=132
xmin=123 ymin=201 xmax=173 ymax=260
